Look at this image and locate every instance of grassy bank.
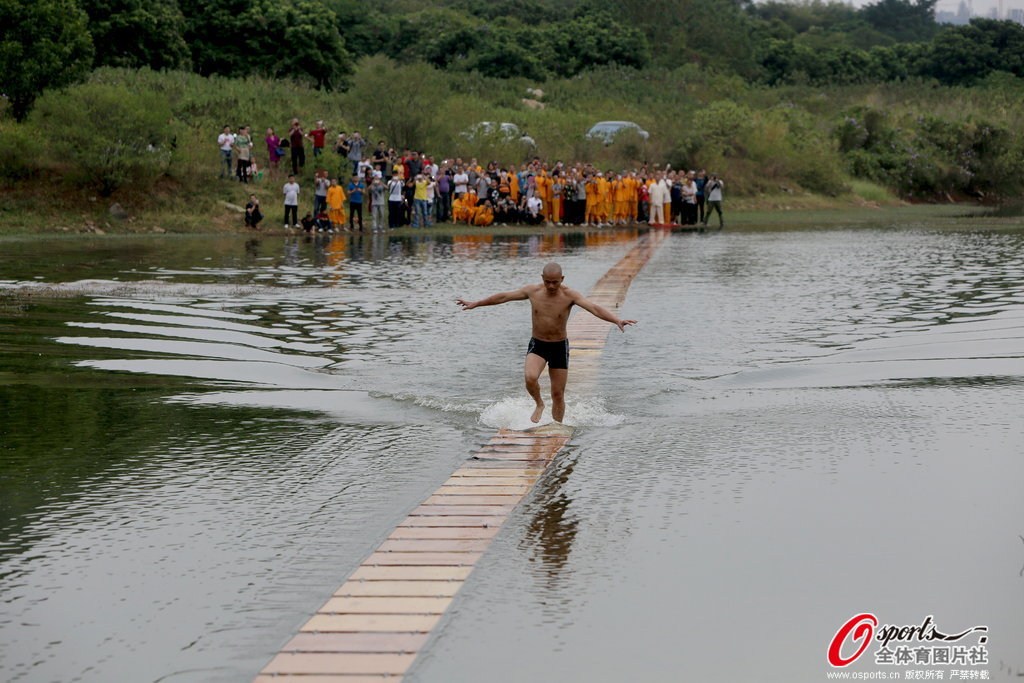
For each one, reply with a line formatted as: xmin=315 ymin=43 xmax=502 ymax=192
xmin=0 ymin=177 xmax=1003 ymax=238
xmin=2 ymin=62 xmax=1022 ymax=236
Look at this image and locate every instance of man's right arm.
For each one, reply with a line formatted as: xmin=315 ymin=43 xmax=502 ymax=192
xmin=457 ymin=287 xmax=529 ymax=310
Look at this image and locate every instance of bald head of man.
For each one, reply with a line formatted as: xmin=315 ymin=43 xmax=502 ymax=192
xmin=542 ymin=262 xmax=564 ymax=293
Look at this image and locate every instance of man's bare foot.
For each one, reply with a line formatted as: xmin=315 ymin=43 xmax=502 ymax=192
xmin=530 ymin=401 xmax=544 ymax=423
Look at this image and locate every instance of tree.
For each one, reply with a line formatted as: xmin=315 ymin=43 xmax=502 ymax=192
xmin=544 ymin=12 xmax=650 ymax=76
xmin=0 ymin=0 xmax=94 ymax=120
xmin=344 ymin=56 xmax=448 ymax=150
xmin=180 ymin=0 xmax=352 ymax=89
xmin=388 ymin=9 xmax=481 ymax=69
xmin=861 ymin=0 xmax=939 ymax=43
xmin=79 ymin=0 xmax=191 ymax=70
xmin=324 ymin=0 xmax=393 ymax=59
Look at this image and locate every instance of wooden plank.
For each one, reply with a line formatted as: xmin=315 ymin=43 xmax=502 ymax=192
xmin=456 ymin=460 xmax=547 ymax=469
xmin=423 ymin=495 xmax=523 ymax=506
xmin=450 ymin=467 xmax=544 ymax=476
xmin=333 ymin=581 xmax=464 ymax=597
xmin=409 ymin=505 xmax=513 ymax=516
xmin=378 ymin=539 xmax=491 ymax=553
xmin=281 ymin=632 xmax=429 ymax=653
xmin=319 ymin=596 xmax=453 ymax=614
xmin=301 ymin=614 xmax=441 ymax=633
xmin=363 ymin=552 xmax=481 ymax=566
xmin=261 ymin=652 xmax=417 ymax=675
xmin=397 ymin=515 xmax=507 ymax=527
xmin=388 ymin=526 xmax=499 ymax=540
xmin=434 ymin=485 xmax=531 ymax=495
xmin=440 ymin=478 xmax=536 ymax=487
xmin=348 ymin=565 xmax=472 ymax=581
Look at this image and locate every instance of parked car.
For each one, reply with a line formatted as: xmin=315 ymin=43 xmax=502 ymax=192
xmin=462 ymin=121 xmax=536 ymax=148
xmin=585 ymin=120 xmax=650 ymax=144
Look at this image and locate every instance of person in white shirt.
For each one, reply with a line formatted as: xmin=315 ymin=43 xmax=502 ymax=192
xmin=283 ymin=175 xmax=300 ymax=229
xmin=387 ymin=175 xmax=405 ymax=228
xmin=453 ymin=167 xmax=469 ymax=198
xmin=217 ymin=125 xmax=234 ymax=179
xmin=702 ymin=174 xmax=725 ymax=230
xmin=526 ymin=195 xmax=543 ymax=224
xmin=647 ymin=171 xmax=671 ymax=225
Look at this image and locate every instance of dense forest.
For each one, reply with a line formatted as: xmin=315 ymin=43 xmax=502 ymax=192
xmin=2 ymin=0 xmax=1023 ymax=220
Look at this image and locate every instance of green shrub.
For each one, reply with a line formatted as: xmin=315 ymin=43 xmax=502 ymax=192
xmin=0 ymin=121 xmax=44 ymax=182
xmin=30 ymin=81 xmax=177 ymax=195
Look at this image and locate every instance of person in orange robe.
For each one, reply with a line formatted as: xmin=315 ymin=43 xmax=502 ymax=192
xmin=326 ymin=178 xmax=347 ymax=229
xmin=453 ymin=189 xmax=477 ymax=223
xmin=596 ymin=173 xmax=611 ymax=225
xmin=609 ymin=174 xmax=622 ymax=224
xmin=626 ymin=173 xmax=640 ymax=222
xmin=473 ymin=200 xmax=494 ymax=226
xmin=535 ymin=172 xmax=552 ymax=223
xmin=508 ymin=165 xmax=520 ymax=204
xmin=585 ymin=174 xmax=600 ymax=225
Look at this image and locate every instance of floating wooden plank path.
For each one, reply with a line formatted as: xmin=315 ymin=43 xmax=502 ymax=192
xmin=255 ymin=229 xmax=666 ymax=682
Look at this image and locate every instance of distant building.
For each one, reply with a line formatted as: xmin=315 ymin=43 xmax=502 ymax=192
xmin=1011 ymin=7 xmax=1024 ymax=22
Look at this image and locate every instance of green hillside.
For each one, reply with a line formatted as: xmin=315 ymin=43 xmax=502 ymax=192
xmin=1 ymin=0 xmax=1023 ymax=232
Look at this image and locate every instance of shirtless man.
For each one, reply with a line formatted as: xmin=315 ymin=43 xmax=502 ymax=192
xmin=457 ymin=262 xmax=636 ymax=424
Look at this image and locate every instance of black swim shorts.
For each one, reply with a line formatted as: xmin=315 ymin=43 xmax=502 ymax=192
xmin=526 ymin=337 xmax=569 ymax=370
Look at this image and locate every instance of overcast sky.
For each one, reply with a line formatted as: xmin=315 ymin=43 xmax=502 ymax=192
xmin=840 ymin=0 xmax=1017 ymax=15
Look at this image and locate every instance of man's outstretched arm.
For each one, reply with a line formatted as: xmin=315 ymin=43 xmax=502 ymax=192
xmin=571 ymin=291 xmax=637 ymax=331
xmin=457 ymin=287 xmax=529 ymax=310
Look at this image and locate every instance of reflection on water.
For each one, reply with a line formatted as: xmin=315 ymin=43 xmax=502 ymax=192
xmin=2 ymin=225 xmax=1024 ymax=682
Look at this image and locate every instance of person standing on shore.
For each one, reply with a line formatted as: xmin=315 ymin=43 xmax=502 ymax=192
xmin=326 ymin=178 xmax=347 ymax=230
xmin=648 ymin=171 xmax=670 ymax=225
xmin=370 ymin=175 xmax=387 ymax=232
xmin=387 ymin=174 xmax=404 ymax=228
xmin=347 ymin=174 xmax=365 ymax=231
xmin=348 ymin=131 xmax=366 ymax=177
xmin=308 ymin=121 xmax=328 ymax=160
xmin=233 ymin=126 xmax=252 ymax=184
xmin=456 ymin=262 xmax=636 ymax=424
xmin=217 ymin=125 xmax=234 ymax=179
xmin=703 ymin=173 xmax=725 ymax=230
xmin=695 ymin=169 xmax=707 ymax=225
xmin=265 ymin=128 xmax=281 ymax=177
xmin=283 ymin=174 xmax=300 ymax=229
xmin=289 ymin=119 xmax=305 ymax=175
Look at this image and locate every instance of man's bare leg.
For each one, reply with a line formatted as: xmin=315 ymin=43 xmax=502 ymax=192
xmin=549 ymin=368 xmax=568 ymax=423
xmin=524 ymin=353 xmax=547 ymax=423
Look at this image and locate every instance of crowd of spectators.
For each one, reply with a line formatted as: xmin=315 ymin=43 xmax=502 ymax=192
xmin=219 ymin=120 xmax=724 ymax=232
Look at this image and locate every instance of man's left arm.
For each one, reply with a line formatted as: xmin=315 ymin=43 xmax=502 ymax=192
xmin=570 ymin=290 xmax=637 ymax=332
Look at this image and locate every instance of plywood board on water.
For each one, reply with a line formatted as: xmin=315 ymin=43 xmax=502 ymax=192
xmin=262 ymin=652 xmax=417 ymax=675
xmin=319 ymin=596 xmax=453 ymax=615
xmin=334 ymin=581 xmax=464 ymax=597
xmin=399 ymin=511 xmax=512 ymax=528
xmin=378 ymin=538 xmax=491 ymax=553
xmin=348 ymin=565 xmax=473 ymax=581
xmin=363 ymin=551 xmax=482 ymax=566
xmin=301 ymin=614 xmax=441 ymax=633
xmin=388 ymin=526 xmax=500 ymax=540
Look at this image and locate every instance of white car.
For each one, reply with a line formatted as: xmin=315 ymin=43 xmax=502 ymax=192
xmin=463 ymin=121 xmax=536 ymax=148
xmin=585 ymin=120 xmax=650 ymax=144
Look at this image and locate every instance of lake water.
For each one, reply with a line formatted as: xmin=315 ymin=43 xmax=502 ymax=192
xmin=1 ymin=223 xmax=1022 ymax=682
